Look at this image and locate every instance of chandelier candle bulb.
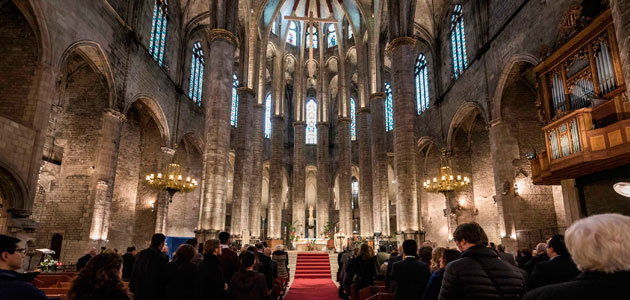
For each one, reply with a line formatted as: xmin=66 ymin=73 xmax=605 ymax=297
xmin=157 ymin=173 xmax=162 ymax=179
xmin=177 ymin=175 xmax=182 ymax=181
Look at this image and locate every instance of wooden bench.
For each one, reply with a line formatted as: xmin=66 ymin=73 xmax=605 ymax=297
xmin=366 ymin=292 xmax=394 ymax=300
xmin=33 ymin=274 xmax=73 ymax=288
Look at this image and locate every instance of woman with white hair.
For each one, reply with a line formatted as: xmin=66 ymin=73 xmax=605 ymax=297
xmin=524 ymin=213 xmax=630 ymax=299
xmin=271 ymin=245 xmax=289 ymax=281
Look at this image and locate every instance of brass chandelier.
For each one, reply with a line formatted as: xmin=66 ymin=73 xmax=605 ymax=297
xmin=423 ymin=149 xmax=470 ymax=193
xmin=145 ymin=151 xmax=198 ymax=202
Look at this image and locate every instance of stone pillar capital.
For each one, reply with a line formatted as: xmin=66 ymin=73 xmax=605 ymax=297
xmin=337 ymin=117 xmax=351 ymax=124
xmin=272 ymin=115 xmax=285 ymax=121
xmin=208 ymin=28 xmax=239 ymax=47
xmin=160 ymin=147 xmax=176 ymax=156
xmin=293 ymin=121 xmax=306 ymax=127
xmin=103 ymin=108 xmax=126 ymax=122
xmin=358 ymin=107 xmax=371 ymax=114
xmin=317 ymin=121 xmax=330 ymax=127
xmin=385 ymin=37 xmax=416 ymax=56
xmin=237 ymin=87 xmax=256 ymax=97
xmin=253 ymin=103 xmax=265 ymax=109
xmin=370 ymin=92 xmax=386 ymax=101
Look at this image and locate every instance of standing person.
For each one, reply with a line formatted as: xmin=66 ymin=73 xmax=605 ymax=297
xmin=516 ymin=249 xmax=532 ymax=269
xmin=524 ymin=214 xmax=630 ymax=300
xmin=186 ymin=238 xmax=204 ymax=264
xmin=528 ymin=235 xmax=579 ymax=290
xmin=195 ymin=239 xmax=228 ymax=299
xmin=165 ymin=244 xmax=196 ymax=300
xmin=418 ymin=245 xmax=433 ymax=266
xmin=423 ymin=249 xmax=461 ymax=300
xmin=66 ymin=253 xmax=131 ymax=300
xmin=160 ymin=245 xmax=169 ymax=262
xmin=430 ymin=247 xmax=446 ymax=273
xmin=352 ymin=244 xmax=378 ymax=291
xmin=0 ymin=235 xmax=48 ymax=300
xmin=376 ymin=245 xmax=390 ymax=268
xmin=438 ymin=222 xmax=527 ymax=300
xmin=272 ymin=245 xmax=289 ymax=282
xmin=121 ymin=247 xmax=135 ymax=281
xmin=523 ymin=243 xmax=549 ymax=275
xmin=129 ymin=233 xmax=167 ymax=300
xmin=254 ymin=242 xmax=273 ymax=290
xmin=218 ymin=232 xmax=240 ymax=287
xmin=390 ymin=240 xmax=431 ymax=300
xmin=231 ymin=251 xmax=267 ymax=300
xmin=385 ymin=246 xmax=403 ymax=291
xmin=497 ymin=244 xmax=517 ymax=266
xmin=76 ymin=247 xmax=97 ymax=271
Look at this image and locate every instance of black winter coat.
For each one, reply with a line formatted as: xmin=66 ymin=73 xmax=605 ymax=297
xmin=527 ymin=255 xmax=579 ymax=290
xmin=352 ymin=257 xmax=378 ymax=290
xmin=524 ymin=271 xmax=630 ymax=300
xmin=0 ymin=270 xmax=48 ymax=300
xmin=390 ymin=257 xmax=431 ymax=300
xmin=385 ymin=254 xmax=403 ymax=290
xmin=195 ymin=253 xmax=228 ymax=300
xmin=438 ymin=245 xmax=528 ymax=300
xmin=129 ymin=247 xmax=166 ymax=300
xmin=121 ymin=253 xmax=135 ymax=281
xmin=523 ymin=253 xmax=549 ymax=276
xmin=164 ymin=259 xmax=196 ymax=300
xmin=231 ymin=270 xmax=268 ymax=300
xmin=256 ymin=252 xmax=274 ymax=290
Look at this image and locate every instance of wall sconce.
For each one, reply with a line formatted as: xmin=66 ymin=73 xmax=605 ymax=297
xmin=149 ymin=201 xmax=155 ymax=209
xmin=513 ymin=182 xmax=519 ymax=196
xmin=510 ymin=232 xmax=517 ymax=239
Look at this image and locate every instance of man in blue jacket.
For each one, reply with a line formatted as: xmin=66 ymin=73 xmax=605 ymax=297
xmin=0 ymin=234 xmax=47 ymax=300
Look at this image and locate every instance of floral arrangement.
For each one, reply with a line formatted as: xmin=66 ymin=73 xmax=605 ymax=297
xmin=39 ymin=255 xmax=60 ymax=272
xmin=287 ymin=222 xmax=300 ymax=243
xmin=306 ymin=239 xmax=317 ymax=251
xmin=322 ymin=223 xmax=334 ymax=240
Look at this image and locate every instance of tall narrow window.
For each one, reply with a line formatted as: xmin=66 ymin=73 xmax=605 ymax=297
xmin=451 ymin=4 xmax=468 ymax=79
xmin=272 ymin=20 xmax=277 ymax=35
xmin=385 ymin=82 xmax=394 ymax=131
xmin=350 ymin=98 xmax=357 ymax=141
xmin=264 ymin=94 xmax=272 ymax=138
xmin=348 ymin=25 xmax=353 ymax=39
xmin=288 ymin=22 xmax=297 ymax=46
xmin=149 ymin=0 xmax=168 ymax=66
xmin=188 ymin=42 xmax=204 ymax=105
xmin=306 ymin=26 xmax=318 ymax=48
xmin=327 ymin=24 xmax=337 ymax=48
xmin=230 ymin=74 xmax=239 ymax=127
xmin=306 ymin=99 xmax=317 ymax=144
xmin=351 ymin=178 xmax=359 ymax=209
xmin=415 ymin=53 xmax=430 ymax=114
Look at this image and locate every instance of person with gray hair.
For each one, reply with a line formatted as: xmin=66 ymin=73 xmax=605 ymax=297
xmin=272 ymin=245 xmax=289 ymax=281
xmin=523 ymin=242 xmax=549 ymax=275
xmin=524 ymin=213 xmax=630 ymax=299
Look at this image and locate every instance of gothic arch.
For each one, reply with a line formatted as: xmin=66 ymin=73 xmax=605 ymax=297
xmin=125 ymin=95 xmax=172 ymax=146
xmin=13 ymin=0 xmax=52 ymax=64
xmin=58 ymin=41 xmax=118 ymax=109
xmin=446 ymin=102 xmax=487 ymax=152
xmin=0 ymin=161 xmax=29 ymax=211
xmin=491 ymin=54 xmax=539 ymax=122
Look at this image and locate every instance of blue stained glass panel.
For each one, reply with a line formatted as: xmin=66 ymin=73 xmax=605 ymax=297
xmin=327 ymin=24 xmax=337 ymax=48
xmin=306 ymin=99 xmax=317 ymax=144
xmin=415 ymin=54 xmax=430 ymax=114
xmin=385 ymin=82 xmax=394 ymax=131
xmin=188 ymin=42 xmax=204 ymax=105
xmin=231 ymin=74 xmax=239 ymax=127
xmin=451 ymin=4 xmax=467 ymax=78
xmin=350 ymin=98 xmax=356 ymax=141
xmin=149 ymin=0 xmax=167 ymax=66
xmin=264 ymin=94 xmax=272 ymax=138
xmin=288 ymin=22 xmax=297 ymax=46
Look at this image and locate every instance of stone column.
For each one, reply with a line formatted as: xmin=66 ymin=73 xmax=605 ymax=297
xmin=293 ymin=121 xmax=306 ymax=237
xmin=611 ymin=0 xmax=630 ymax=98
xmin=338 ymin=118 xmax=353 ymax=236
xmin=88 ymin=109 xmax=126 ymax=242
xmin=560 ymin=179 xmax=583 ymax=225
xmin=370 ymin=93 xmax=390 ymax=235
xmin=317 ymin=122 xmax=330 ymax=234
xmin=249 ymin=103 xmax=265 ymax=239
xmin=231 ymin=87 xmax=256 ymax=237
xmin=199 ymin=27 xmax=238 ymax=239
xmin=387 ymin=38 xmax=419 ymax=233
xmin=357 ymin=108 xmax=374 ymax=237
xmin=268 ymin=115 xmax=284 ymax=239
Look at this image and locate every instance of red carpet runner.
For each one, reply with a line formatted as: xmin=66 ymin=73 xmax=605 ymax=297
xmin=285 ymin=252 xmax=340 ymax=300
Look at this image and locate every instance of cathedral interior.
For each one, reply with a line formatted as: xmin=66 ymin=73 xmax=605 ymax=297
xmin=1 ymin=0 xmax=629 ymax=264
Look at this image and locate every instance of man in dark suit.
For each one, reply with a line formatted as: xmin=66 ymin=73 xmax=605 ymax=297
xmin=218 ymin=232 xmax=240 ymax=288
xmin=76 ymin=247 xmax=97 ymax=271
xmin=385 ymin=247 xmax=403 ymax=291
xmin=121 ymin=246 xmax=136 ymax=281
xmin=255 ymin=242 xmax=274 ymax=290
xmin=130 ymin=233 xmax=167 ymax=300
xmin=528 ymin=235 xmax=579 ymax=290
xmin=391 ymin=240 xmax=431 ymax=300
xmin=524 ymin=243 xmax=550 ymax=275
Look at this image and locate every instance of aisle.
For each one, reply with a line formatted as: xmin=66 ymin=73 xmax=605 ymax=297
xmin=284 ymin=252 xmax=341 ymax=300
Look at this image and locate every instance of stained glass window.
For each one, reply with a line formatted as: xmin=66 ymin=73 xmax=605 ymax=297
xmin=149 ymin=0 xmax=168 ymax=66
xmin=351 ymin=178 xmax=359 ymax=209
xmin=230 ymin=74 xmax=239 ymax=127
xmin=288 ymin=22 xmax=297 ymax=46
xmin=327 ymin=24 xmax=337 ymax=48
xmin=451 ymin=4 xmax=468 ymax=79
xmin=348 ymin=25 xmax=353 ymax=39
xmin=385 ymin=82 xmax=393 ymax=131
xmin=350 ymin=98 xmax=357 ymax=141
xmin=306 ymin=99 xmax=317 ymax=144
xmin=415 ymin=53 xmax=430 ymax=114
xmin=188 ymin=42 xmax=204 ymax=106
xmin=306 ymin=26 xmax=318 ymax=48
xmin=272 ymin=20 xmax=277 ymax=35
xmin=264 ymin=94 xmax=272 ymax=138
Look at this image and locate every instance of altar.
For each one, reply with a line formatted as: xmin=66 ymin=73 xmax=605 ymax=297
xmin=295 ymin=238 xmax=329 ymax=251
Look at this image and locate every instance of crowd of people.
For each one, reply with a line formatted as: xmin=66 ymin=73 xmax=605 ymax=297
xmin=337 ymin=213 xmax=630 ymax=300
xmin=1 ymin=213 xmax=629 ymax=300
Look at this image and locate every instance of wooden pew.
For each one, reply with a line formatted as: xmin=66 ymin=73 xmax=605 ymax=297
xmin=366 ymin=292 xmax=394 ymax=300
xmin=359 ymin=286 xmax=373 ymax=300
xmin=33 ymin=274 xmax=73 ymax=288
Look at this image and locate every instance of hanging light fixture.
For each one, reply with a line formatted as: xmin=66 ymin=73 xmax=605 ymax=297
xmin=145 ymin=147 xmax=198 ymax=202
xmin=423 ymin=149 xmax=470 ymax=193
xmin=613 ymin=182 xmax=630 ymax=198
